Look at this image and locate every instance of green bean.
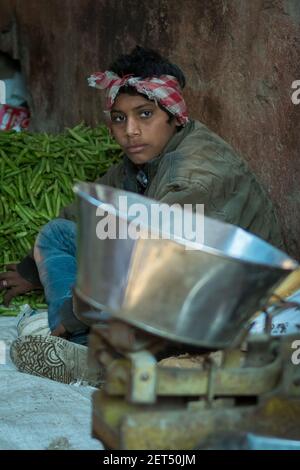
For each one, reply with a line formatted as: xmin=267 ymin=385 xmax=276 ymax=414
xmin=0 ymin=123 xmax=121 ymax=311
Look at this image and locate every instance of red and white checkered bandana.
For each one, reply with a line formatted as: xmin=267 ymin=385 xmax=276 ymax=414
xmin=88 ymin=71 xmax=189 ymax=126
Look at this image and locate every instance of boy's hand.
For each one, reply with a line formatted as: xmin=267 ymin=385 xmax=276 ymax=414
xmin=0 ymin=264 xmax=39 ymax=306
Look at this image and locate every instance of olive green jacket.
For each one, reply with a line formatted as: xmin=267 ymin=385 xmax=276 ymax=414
xmin=62 ymin=119 xmax=283 ymax=248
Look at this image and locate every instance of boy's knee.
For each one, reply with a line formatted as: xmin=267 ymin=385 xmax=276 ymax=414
xmin=38 ymin=218 xmax=65 ymax=238
xmin=38 ymin=218 xmax=75 ymax=241
xmin=34 ymin=219 xmax=76 ymax=261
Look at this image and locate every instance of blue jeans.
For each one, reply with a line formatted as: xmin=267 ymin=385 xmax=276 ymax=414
xmin=33 ymin=218 xmax=86 ymax=343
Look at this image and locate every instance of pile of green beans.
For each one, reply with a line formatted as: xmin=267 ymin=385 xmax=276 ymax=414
xmin=0 ymin=123 xmax=122 ymax=315
xmin=0 ymin=293 xmax=48 ymax=316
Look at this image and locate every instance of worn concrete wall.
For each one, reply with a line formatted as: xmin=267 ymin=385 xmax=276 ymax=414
xmin=0 ymin=0 xmax=299 ymax=258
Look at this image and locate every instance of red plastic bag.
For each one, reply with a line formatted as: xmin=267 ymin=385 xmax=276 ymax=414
xmin=0 ymin=104 xmax=30 ymax=131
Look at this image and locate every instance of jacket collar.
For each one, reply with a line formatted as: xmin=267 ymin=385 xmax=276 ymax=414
xmin=123 ymin=120 xmax=194 ymax=192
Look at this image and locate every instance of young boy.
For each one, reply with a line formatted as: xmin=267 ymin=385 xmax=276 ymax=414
xmin=2 ymin=46 xmax=283 ymax=384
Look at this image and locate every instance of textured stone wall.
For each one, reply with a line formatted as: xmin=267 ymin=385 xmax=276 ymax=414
xmin=0 ymin=0 xmax=299 ymax=258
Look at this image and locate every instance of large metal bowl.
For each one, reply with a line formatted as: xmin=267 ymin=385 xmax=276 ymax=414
xmin=74 ymin=182 xmax=298 ymax=349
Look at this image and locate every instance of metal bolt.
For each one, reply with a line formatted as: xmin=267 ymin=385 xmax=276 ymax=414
xmin=140 ymin=373 xmax=150 ymax=381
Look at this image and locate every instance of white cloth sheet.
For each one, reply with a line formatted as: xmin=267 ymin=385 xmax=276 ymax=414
xmin=0 ymin=316 xmax=103 ymax=450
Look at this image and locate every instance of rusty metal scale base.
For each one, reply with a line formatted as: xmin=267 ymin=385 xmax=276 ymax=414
xmin=88 ymin=322 xmax=300 ymax=450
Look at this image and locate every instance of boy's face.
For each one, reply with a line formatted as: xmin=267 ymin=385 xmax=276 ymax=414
xmin=109 ymin=93 xmax=179 ymax=165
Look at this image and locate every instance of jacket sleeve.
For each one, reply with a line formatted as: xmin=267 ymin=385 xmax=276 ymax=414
xmin=159 ymin=182 xmax=229 ymax=222
xmin=159 ymin=180 xmax=284 ymax=249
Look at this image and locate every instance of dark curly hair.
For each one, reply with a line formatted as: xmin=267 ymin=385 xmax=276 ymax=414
xmin=109 ymin=46 xmax=186 ymax=125
xmin=109 ymin=45 xmax=186 ymax=89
